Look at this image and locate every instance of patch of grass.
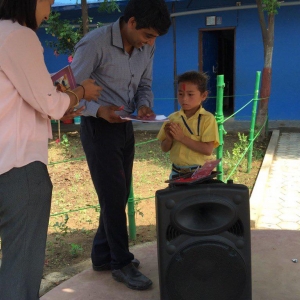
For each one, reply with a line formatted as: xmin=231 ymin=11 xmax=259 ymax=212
xmin=70 ymin=243 xmax=83 ymax=257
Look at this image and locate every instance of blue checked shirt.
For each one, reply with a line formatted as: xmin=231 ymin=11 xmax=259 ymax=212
xmin=71 ymin=18 xmax=155 ymax=117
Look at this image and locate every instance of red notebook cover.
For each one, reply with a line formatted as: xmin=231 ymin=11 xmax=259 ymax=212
xmin=165 ymin=159 xmax=221 ymax=185
xmin=51 ymin=65 xmax=76 ymax=91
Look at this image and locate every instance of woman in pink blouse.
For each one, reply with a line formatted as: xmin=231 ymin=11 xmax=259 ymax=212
xmin=0 ymin=0 xmax=101 ymax=298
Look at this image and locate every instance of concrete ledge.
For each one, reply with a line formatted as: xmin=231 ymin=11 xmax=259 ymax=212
xmin=250 ymin=130 xmax=280 ymax=228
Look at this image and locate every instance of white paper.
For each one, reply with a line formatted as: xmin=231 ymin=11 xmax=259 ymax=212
xmin=120 ymin=115 xmax=169 ymax=123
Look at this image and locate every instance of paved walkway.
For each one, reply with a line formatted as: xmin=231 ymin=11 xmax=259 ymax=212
xmin=256 ymin=131 xmax=300 ymax=230
xmin=41 ymin=119 xmax=300 ymax=299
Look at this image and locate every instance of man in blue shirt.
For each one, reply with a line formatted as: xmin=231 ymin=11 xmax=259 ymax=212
xmin=71 ymin=0 xmax=171 ymax=291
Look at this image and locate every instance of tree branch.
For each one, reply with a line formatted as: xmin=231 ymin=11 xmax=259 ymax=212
xmin=81 ymin=0 xmax=89 ymax=36
xmin=256 ymin=0 xmax=268 ymax=52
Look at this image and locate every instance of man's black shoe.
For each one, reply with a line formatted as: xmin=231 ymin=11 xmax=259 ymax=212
xmin=112 ymin=263 xmax=152 ymax=290
xmin=93 ymin=258 xmax=140 ymax=271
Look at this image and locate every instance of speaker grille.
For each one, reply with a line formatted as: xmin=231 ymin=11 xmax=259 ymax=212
xmin=166 ymin=224 xmax=181 ymax=241
xmin=166 ymin=241 xmax=246 ymax=300
xmin=166 ymin=218 xmax=245 ymax=241
xmin=228 ymin=219 xmax=244 ymax=237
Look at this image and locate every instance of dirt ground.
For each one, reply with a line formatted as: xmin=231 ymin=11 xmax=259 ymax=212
xmin=0 ymin=128 xmax=269 ymax=282
xmin=41 ymin=128 xmax=269 ymax=279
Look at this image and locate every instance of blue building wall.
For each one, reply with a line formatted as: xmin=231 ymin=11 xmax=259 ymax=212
xmin=169 ymin=4 xmax=300 ymax=121
xmin=39 ymin=1 xmax=300 ymax=120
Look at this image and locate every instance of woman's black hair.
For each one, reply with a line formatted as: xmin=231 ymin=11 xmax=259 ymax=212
xmin=0 ymin=0 xmax=37 ymax=30
xmin=123 ymin=0 xmax=171 ymax=36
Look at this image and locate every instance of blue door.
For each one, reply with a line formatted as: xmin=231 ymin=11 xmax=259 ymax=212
xmin=201 ymin=31 xmax=219 ymax=114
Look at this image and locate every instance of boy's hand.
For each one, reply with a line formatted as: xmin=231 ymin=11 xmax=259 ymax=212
xmin=164 ymin=123 xmax=173 ymax=140
xmin=169 ymin=122 xmax=185 ymax=142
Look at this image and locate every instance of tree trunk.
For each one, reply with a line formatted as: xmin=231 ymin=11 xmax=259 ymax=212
xmin=255 ymin=11 xmax=275 ymax=138
xmin=81 ymin=0 xmax=89 ymax=36
xmin=256 ymin=67 xmax=272 ymax=131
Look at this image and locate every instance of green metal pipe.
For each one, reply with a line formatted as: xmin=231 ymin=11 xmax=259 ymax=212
xmin=215 ymin=75 xmax=225 ymax=182
xmin=247 ymin=71 xmax=261 ymax=173
xmin=127 ymin=179 xmax=136 ymax=240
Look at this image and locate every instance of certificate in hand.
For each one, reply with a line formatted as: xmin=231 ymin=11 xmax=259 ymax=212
xmin=120 ymin=115 xmax=169 ymax=123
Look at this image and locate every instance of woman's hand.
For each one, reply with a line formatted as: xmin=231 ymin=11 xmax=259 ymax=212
xmin=80 ymin=79 xmax=102 ymax=101
xmin=60 ymin=106 xmax=85 ymax=121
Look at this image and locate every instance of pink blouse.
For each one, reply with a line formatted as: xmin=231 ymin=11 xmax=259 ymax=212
xmin=0 ymin=20 xmax=70 ymax=175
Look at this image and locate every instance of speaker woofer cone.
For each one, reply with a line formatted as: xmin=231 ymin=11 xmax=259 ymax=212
xmin=166 ymin=241 xmax=247 ymax=300
xmin=171 ymin=196 xmax=237 ymax=235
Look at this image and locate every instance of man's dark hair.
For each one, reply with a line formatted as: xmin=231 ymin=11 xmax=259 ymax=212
xmin=123 ymin=0 xmax=171 ymax=36
xmin=0 ymin=0 xmax=37 ymax=30
xmin=177 ymin=71 xmax=209 ymax=94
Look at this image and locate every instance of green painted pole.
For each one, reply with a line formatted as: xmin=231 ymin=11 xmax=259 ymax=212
xmin=127 ymin=179 xmax=136 ymax=240
xmin=215 ymin=75 xmax=225 ymax=182
xmin=247 ymin=71 xmax=261 ymax=173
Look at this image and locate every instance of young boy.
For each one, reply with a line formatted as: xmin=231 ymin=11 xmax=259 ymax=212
xmin=157 ymin=71 xmax=220 ymax=178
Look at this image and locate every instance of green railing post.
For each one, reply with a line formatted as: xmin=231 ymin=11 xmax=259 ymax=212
xmin=247 ymin=71 xmax=261 ymax=173
xmin=215 ymin=75 xmax=225 ymax=182
xmin=127 ymin=179 xmax=136 ymax=240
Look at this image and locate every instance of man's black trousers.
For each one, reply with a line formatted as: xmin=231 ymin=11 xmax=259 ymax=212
xmin=80 ymin=116 xmax=135 ymax=270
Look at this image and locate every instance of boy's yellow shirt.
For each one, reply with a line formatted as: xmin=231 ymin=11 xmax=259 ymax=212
xmin=157 ymin=106 xmax=219 ymax=166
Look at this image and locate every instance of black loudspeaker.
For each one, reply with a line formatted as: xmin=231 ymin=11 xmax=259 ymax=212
xmin=155 ymin=182 xmax=251 ymax=300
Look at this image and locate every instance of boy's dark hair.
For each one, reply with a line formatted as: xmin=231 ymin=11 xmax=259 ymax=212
xmin=177 ymin=71 xmax=209 ymax=94
xmin=0 ymin=0 xmax=37 ymax=30
xmin=123 ymin=0 xmax=171 ymax=36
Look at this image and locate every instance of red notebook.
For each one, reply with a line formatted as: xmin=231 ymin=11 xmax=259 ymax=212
xmin=51 ymin=65 xmax=76 ymax=91
xmin=50 ymin=65 xmax=77 ymax=124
